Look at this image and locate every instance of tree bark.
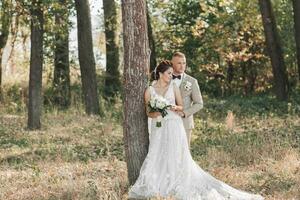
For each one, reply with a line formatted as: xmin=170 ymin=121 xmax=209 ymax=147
xmin=292 ymin=0 xmax=300 ymax=80
xmin=0 ymin=0 xmax=11 ymax=99
xmin=103 ymin=0 xmax=121 ymax=99
xmin=75 ymin=0 xmax=101 ymax=115
xmin=258 ymin=0 xmax=288 ymax=101
xmin=53 ymin=0 xmax=70 ymax=108
xmin=121 ymin=0 xmax=150 ymax=185
xmin=0 ymin=48 xmax=4 ymax=100
xmin=28 ymin=1 xmax=44 ymax=130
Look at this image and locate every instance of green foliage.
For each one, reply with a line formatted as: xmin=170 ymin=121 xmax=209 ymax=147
xmin=0 ymin=84 xmax=26 ymax=113
xmin=150 ymin=0 xmax=298 ymax=96
xmin=13 ymin=0 xmax=75 ymax=64
xmin=103 ymin=0 xmax=121 ymax=100
xmin=273 ymin=0 xmax=298 ymax=85
xmin=201 ymin=93 xmax=300 ymax=119
xmin=44 ymin=0 xmax=74 ymax=60
xmin=0 ymin=0 xmax=12 ymax=47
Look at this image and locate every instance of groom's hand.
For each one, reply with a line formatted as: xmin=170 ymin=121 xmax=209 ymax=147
xmin=170 ymin=105 xmax=178 ymax=112
xmin=176 ymin=111 xmax=185 ymax=117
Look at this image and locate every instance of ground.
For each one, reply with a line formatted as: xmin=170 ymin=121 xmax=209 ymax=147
xmin=0 ymin=95 xmax=299 ymax=200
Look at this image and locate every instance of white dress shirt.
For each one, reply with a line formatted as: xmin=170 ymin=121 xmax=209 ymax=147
xmin=173 ymin=73 xmax=184 ymax=87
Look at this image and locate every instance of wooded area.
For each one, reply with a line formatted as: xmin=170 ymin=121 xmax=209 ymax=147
xmin=0 ymin=0 xmax=299 ymax=122
xmin=0 ymin=0 xmax=299 ymax=199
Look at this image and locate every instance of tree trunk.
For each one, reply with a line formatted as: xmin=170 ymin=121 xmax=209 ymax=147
xmin=28 ymin=1 xmax=44 ymax=130
xmin=292 ymin=0 xmax=300 ymax=80
xmin=241 ymin=62 xmax=248 ymax=96
xmin=249 ymin=63 xmax=257 ymax=94
xmin=53 ymin=0 xmax=70 ymax=108
xmin=75 ymin=0 xmax=101 ymax=115
xmin=121 ymin=0 xmax=150 ymax=185
xmin=0 ymin=48 xmax=4 ymax=100
xmin=258 ymin=0 xmax=288 ymax=101
xmin=226 ymin=60 xmax=234 ymax=94
xmin=147 ymin=5 xmax=156 ymax=72
xmin=103 ymin=0 xmax=121 ymax=99
xmin=0 ymin=0 xmax=11 ymax=99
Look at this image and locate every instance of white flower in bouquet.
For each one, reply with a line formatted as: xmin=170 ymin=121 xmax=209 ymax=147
xmin=149 ymin=98 xmax=156 ymax=108
xmin=148 ymin=96 xmax=171 ymax=127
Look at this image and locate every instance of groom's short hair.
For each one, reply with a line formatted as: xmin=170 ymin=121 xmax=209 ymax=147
xmin=172 ymin=51 xmax=185 ymax=58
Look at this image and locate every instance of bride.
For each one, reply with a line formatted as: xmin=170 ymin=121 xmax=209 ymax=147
xmin=128 ymin=60 xmax=264 ymax=200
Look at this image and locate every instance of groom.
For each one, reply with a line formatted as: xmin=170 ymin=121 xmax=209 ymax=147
xmin=172 ymin=52 xmax=203 ymax=146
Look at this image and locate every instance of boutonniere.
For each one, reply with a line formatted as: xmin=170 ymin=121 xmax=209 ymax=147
xmin=183 ymin=80 xmax=192 ymax=91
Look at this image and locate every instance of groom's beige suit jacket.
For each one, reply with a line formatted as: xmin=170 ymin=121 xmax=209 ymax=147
xmin=179 ymin=73 xmax=203 ymax=130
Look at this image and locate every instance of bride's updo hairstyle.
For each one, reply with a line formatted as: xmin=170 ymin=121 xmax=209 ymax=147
xmin=151 ymin=60 xmax=173 ymax=81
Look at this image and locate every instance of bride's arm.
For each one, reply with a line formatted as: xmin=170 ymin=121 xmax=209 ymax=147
xmin=144 ymin=87 xmax=161 ymax=118
xmin=172 ymin=84 xmax=183 ymax=112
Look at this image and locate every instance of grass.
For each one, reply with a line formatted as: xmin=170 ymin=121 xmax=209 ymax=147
xmin=0 ymin=88 xmax=300 ymax=199
xmin=0 ymin=109 xmax=128 ymax=200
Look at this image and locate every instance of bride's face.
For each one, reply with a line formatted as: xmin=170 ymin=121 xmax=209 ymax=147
xmin=159 ymin=67 xmax=173 ymax=83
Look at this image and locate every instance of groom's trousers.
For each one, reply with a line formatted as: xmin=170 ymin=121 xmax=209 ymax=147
xmin=185 ymin=129 xmax=192 ymax=147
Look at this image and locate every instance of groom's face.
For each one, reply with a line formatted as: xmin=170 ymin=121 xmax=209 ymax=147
xmin=172 ymin=56 xmax=186 ymax=75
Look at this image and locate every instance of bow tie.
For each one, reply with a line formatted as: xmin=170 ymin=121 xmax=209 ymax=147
xmin=172 ymin=74 xmax=182 ymax=80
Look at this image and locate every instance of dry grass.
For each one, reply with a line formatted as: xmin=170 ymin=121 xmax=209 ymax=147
xmin=191 ymin=114 xmax=300 ymax=200
xmin=0 ymin=110 xmax=127 ymax=200
xmin=0 ymin=103 xmax=299 ymax=199
xmin=0 ymin=160 xmax=128 ymax=200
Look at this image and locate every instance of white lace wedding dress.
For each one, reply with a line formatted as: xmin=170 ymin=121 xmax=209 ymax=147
xmin=128 ymin=82 xmax=264 ymax=200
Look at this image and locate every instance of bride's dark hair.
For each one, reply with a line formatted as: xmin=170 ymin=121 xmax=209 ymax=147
xmin=151 ymin=60 xmax=172 ymax=81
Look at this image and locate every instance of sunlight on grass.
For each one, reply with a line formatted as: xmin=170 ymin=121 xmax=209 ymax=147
xmin=0 ymin=94 xmax=299 ymax=199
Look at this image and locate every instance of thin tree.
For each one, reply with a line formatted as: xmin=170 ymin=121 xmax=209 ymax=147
xmin=103 ymin=0 xmax=121 ymax=99
xmin=53 ymin=0 xmax=70 ymax=108
xmin=292 ymin=0 xmax=300 ymax=80
xmin=28 ymin=0 xmax=44 ymax=129
xmin=75 ymin=0 xmax=101 ymax=115
xmin=147 ymin=4 xmax=157 ymax=72
xmin=121 ymin=0 xmax=150 ymax=185
xmin=258 ymin=0 xmax=288 ymax=101
xmin=0 ymin=0 xmax=11 ymax=98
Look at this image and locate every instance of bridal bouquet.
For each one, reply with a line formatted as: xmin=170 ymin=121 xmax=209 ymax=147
xmin=148 ymin=96 xmax=171 ymax=127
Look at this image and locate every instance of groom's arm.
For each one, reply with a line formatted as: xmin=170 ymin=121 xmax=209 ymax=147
xmin=183 ymin=79 xmax=203 ymax=118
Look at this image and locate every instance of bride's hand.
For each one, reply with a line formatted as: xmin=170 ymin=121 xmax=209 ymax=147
xmin=148 ymin=112 xmax=161 ymax=118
